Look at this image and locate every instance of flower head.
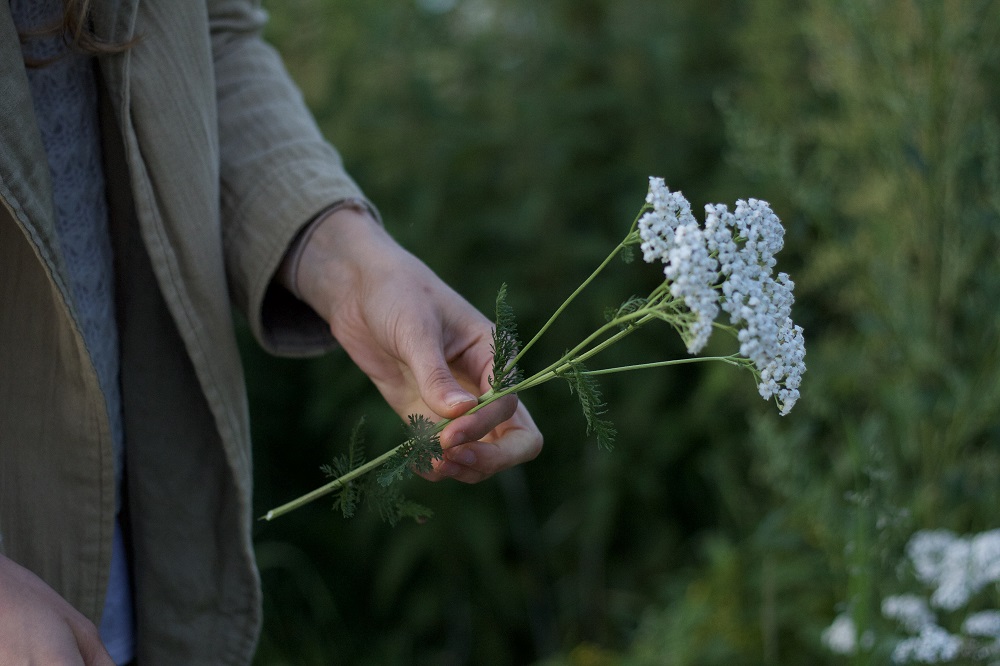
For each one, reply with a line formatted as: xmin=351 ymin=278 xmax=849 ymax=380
xmin=891 ymin=625 xmax=962 ymax=664
xmin=639 ymin=178 xmax=719 ymax=353
xmin=638 ymin=177 xmax=699 ymax=264
xmin=637 ymin=179 xmax=804 ymax=411
xmin=664 ymin=224 xmax=719 ymax=354
xmin=882 ymin=595 xmax=936 ymax=634
xmin=709 ymin=200 xmax=805 ymax=414
xmin=907 ymin=528 xmax=1000 ymax=611
xmin=822 ymin=613 xmax=860 ymax=655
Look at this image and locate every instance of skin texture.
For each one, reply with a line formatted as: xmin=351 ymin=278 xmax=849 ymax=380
xmin=291 ymin=206 xmax=544 ymax=484
xmin=0 ymin=555 xmax=113 ymax=666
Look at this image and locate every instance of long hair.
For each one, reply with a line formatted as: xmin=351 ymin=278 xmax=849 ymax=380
xmin=20 ymin=0 xmax=138 ymax=65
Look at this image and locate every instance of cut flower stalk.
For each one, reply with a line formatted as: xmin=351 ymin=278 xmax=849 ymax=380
xmin=262 ymin=177 xmax=806 ymax=522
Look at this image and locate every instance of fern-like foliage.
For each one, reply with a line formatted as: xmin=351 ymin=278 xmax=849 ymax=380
xmin=320 ymin=417 xmax=368 ymax=519
xmin=320 ymin=415 xmax=439 ymax=524
xmin=605 ymin=295 xmax=648 ymax=331
xmin=561 ymin=361 xmax=617 ymax=451
xmin=376 ymin=414 xmax=443 ymax=487
xmin=368 ymin=483 xmax=434 ymax=527
xmin=489 ymin=283 xmax=524 ymax=390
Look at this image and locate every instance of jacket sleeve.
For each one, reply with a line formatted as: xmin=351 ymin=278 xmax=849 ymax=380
xmin=207 ymin=0 xmax=377 ymax=356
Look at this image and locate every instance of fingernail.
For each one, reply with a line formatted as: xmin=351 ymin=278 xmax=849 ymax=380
xmin=439 ymin=461 xmax=461 ymax=477
xmin=445 ymin=391 xmax=475 ymax=407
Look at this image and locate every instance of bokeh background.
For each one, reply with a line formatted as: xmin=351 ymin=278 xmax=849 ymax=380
xmin=241 ymin=1 xmax=1000 ymax=663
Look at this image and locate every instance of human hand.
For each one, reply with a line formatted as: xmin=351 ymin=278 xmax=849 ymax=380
xmin=287 ymin=206 xmax=543 ymax=483
xmin=0 ymin=554 xmax=114 ymax=666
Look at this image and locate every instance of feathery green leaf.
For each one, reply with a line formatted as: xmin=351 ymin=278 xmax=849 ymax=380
xmin=376 ymin=414 xmax=443 ymax=487
xmin=561 ymin=361 xmax=617 ymax=451
xmin=489 ymin=283 xmax=523 ymax=390
xmin=605 ymin=295 xmax=648 ymax=331
xmin=320 ymin=417 xmax=368 ymax=519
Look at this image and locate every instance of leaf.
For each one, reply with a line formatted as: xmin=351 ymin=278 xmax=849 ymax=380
xmin=489 ymin=283 xmax=524 ymax=390
xmin=321 ymin=417 xmax=368 ymax=519
xmin=561 ymin=361 xmax=617 ymax=451
xmin=367 ymin=482 xmax=434 ymax=527
xmin=604 ymin=295 xmax=648 ymax=331
xmin=376 ymin=414 xmax=443 ymax=487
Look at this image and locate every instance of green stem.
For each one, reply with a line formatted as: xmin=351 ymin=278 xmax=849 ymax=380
xmin=509 ymin=227 xmax=641 ymax=370
xmin=581 ymin=354 xmax=746 ymax=376
xmin=261 ymin=445 xmax=402 ymax=521
xmin=260 ymin=389 xmax=502 ymax=520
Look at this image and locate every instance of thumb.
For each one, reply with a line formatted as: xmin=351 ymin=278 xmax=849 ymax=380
xmin=409 ymin=351 xmax=478 ymax=419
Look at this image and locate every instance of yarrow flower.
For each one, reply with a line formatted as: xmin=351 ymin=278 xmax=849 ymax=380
xmin=907 ymin=529 xmax=1000 ymax=611
xmin=638 ymin=179 xmax=805 ymax=413
xmin=962 ymin=611 xmax=1000 ymax=640
xmin=882 ymin=595 xmax=936 ymax=633
xmin=664 ymin=224 xmax=719 ymax=353
xmin=822 ymin=613 xmax=861 ymax=655
xmin=637 ymin=176 xmax=698 ymax=264
xmin=892 ymin=625 xmax=962 ymax=664
xmin=709 ymin=199 xmax=804 ymax=415
xmin=823 ymin=528 xmax=1000 ymax=664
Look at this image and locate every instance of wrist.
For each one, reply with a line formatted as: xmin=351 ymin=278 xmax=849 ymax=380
xmin=283 ymin=202 xmax=390 ymax=323
xmin=278 ymin=199 xmax=377 ymax=300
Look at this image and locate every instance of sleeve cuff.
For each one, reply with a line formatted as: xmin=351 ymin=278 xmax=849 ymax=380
xmin=256 ymin=198 xmax=379 ymax=358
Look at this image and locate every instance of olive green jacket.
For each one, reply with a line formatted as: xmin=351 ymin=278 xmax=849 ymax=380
xmin=0 ymin=1 xmax=366 ymax=663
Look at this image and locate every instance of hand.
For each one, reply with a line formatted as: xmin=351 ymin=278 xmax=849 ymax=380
xmin=0 ymin=554 xmax=114 ymax=666
xmin=289 ymin=206 xmax=543 ymax=483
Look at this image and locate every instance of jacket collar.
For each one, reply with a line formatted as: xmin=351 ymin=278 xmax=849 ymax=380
xmin=0 ymin=1 xmax=139 ymax=305
xmin=0 ymin=3 xmax=69 ymax=299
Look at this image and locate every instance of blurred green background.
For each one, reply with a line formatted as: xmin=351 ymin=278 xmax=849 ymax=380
xmin=241 ymin=1 xmax=1000 ymax=663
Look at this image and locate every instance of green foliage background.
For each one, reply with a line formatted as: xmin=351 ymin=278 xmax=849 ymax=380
xmin=241 ymin=1 xmax=1000 ymax=663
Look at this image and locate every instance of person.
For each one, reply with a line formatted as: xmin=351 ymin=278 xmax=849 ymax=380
xmin=0 ymin=1 xmax=543 ymax=664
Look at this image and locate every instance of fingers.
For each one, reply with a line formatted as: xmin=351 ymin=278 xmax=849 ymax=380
xmin=72 ymin=621 xmax=115 ymax=666
xmin=419 ymin=403 xmax=543 ymax=484
xmin=440 ymin=394 xmax=518 ymax=449
xmin=0 ymin=554 xmax=114 ymax=666
xmin=400 ymin=331 xmax=480 ymax=420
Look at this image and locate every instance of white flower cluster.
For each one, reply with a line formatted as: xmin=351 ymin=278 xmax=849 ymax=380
xmin=908 ymin=529 xmax=1000 ymax=612
xmin=822 ymin=613 xmax=861 ymax=655
xmin=707 ymin=199 xmax=804 ymax=415
xmin=892 ymin=625 xmax=963 ymax=664
xmin=867 ymin=529 xmax=1000 ymax=664
xmin=639 ymin=178 xmax=718 ymax=354
xmin=638 ymin=177 xmax=806 ymax=414
xmin=883 ymin=595 xmax=937 ymax=633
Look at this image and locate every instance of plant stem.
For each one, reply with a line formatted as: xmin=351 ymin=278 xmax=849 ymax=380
xmin=580 ymin=354 xmax=746 ymax=376
xmin=260 ymin=389 xmax=503 ymax=520
xmin=261 ymin=445 xmax=402 ymax=521
xmin=509 ymin=229 xmax=639 ymax=370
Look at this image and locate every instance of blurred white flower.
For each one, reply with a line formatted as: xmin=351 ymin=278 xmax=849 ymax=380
xmin=963 ymin=611 xmax=1000 ymax=639
xmin=907 ymin=529 xmax=1000 ymax=611
xmin=883 ymin=595 xmax=937 ymax=633
xmin=822 ymin=612 xmax=859 ymax=655
xmin=892 ymin=625 xmax=962 ymax=664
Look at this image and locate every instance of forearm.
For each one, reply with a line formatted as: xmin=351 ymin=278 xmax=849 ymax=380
xmin=208 ymin=0 xmax=376 ymax=351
